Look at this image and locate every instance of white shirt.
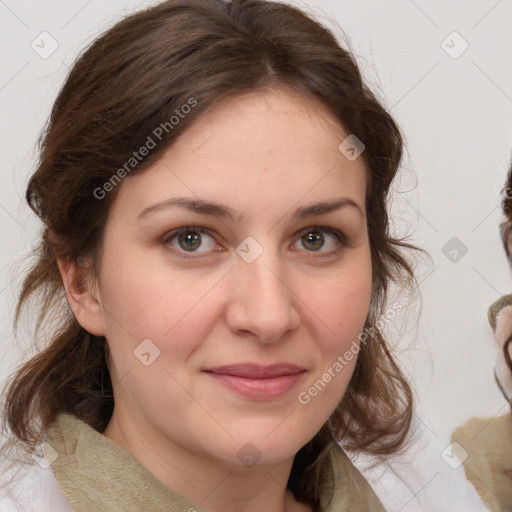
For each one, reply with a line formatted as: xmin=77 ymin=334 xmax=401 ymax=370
xmin=350 ymin=418 xmax=491 ymax=512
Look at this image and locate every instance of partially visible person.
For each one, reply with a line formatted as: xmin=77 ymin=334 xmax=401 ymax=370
xmin=452 ymin=163 xmax=512 ymax=511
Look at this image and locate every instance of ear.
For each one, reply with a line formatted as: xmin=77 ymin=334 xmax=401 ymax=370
xmin=56 ymin=256 xmax=106 ymax=336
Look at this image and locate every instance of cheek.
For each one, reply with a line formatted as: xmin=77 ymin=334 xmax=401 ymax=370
xmin=307 ymin=260 xmax=373 ymax=343
xmin=300 ymin=251 xmax=372 ymax=410
xmin=99 ymin=244 xmax=216 ymax=335
xmin=97 ymin=248 xmax=227 ymax=374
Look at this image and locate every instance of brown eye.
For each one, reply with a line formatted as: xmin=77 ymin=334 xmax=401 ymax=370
xmin=292 ymin=227 xmax=346 ymax=254
xmin=301 ymin=231 xmax=324 ymax=251
xmin=164 ymin=227 xmax=218 ymax=256
xmin=178 ymin=231 xmax=202 ymax=251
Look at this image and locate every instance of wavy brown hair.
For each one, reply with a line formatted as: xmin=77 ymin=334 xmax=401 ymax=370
xmin=2 ymin=0 xmax=421 ymax=509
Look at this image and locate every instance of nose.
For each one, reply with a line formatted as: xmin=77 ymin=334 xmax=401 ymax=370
xmin=225 ymin=250 xmax=300 ymax=344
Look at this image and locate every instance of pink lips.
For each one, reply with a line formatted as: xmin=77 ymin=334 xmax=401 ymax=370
xmin=204 ymin=364 xmax=306 ymax=399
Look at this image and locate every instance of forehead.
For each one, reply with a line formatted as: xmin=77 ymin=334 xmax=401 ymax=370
xmin=114 ymin=87 xmax=367 ymax=220
xmin=168 ymin=86 xmax=356 ymax=167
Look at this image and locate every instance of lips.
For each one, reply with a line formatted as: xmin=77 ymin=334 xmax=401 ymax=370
xmin=203 ymin=363 xmax=306 ymax=399
xmin=204 ymin=363 xmax=305 ymax=378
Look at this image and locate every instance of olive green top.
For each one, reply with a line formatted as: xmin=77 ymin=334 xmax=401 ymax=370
xmin=46 ymin=413 xmax=386 ymax=511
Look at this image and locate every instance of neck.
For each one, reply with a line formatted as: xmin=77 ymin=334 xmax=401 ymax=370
xmin=103 ymin=410 xmax=311 ymax=512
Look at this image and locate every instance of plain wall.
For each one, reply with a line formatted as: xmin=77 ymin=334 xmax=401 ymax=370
xmin=1 ymin=0 xmax=511 ymax=450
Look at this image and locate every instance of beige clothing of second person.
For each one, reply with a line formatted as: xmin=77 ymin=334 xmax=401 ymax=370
xmin=452 ymin=413 xmax=512 ymax=512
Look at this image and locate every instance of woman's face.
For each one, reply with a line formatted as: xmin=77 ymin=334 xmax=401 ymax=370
xmin=89 ymin=87 xmax=372 ymax=468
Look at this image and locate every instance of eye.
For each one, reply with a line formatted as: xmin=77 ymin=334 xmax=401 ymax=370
xmin=291 ymin=227 xmax=347 ymax=254
xmin=163 ymin=227 xmax=219 ymax=257
xmin=162 ymin=225 xmax=348 ymax=259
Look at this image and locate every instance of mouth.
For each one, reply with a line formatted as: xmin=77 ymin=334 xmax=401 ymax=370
xmin=203 ymin=364 xmax=306 ymax=399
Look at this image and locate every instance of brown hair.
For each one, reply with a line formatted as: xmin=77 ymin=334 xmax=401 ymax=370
xmin=2 ymin=0 xmax=421 ymax=509
xmin=501 ymin=161 xmax=512 ymax=261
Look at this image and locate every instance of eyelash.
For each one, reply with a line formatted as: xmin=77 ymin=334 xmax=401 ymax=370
xmin=162 ymin=225 xmax=349 ymax=260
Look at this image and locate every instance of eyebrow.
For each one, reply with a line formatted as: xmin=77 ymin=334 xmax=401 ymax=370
xmin=137 ymin=197 xmax=364 ymax=222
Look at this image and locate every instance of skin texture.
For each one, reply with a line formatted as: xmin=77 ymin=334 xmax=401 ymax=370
xmin=57 ymin=87 xmax=372 ymax=512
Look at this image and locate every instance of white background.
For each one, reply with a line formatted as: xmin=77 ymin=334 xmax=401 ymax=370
xmin=1 ymin=0 xmax=511 ymax=452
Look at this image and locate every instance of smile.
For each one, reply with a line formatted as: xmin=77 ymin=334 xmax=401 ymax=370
xmin=203 ymin=364 xmax=306 ymax=399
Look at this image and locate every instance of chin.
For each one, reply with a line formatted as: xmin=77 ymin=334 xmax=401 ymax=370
xmin=219 ymin=431 xmax=311 ymax=469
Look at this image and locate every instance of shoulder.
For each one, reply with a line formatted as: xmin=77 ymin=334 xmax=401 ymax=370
xmin=452 ymin=413 xmax=512 ymax=511
xmin=0 ymin=442 xmax=73 ymax=512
